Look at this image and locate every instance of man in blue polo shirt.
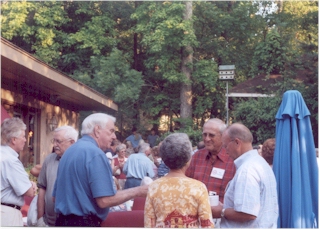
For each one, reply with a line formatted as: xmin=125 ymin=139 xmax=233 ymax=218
xmin=53 ymin=113 xmax=148 ymax=227
xmin=123 ymin=142 xmax=155 ymax=189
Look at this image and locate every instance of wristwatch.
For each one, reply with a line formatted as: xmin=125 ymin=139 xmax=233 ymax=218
xmin=221 ymin=208 xmax=226 ymax=218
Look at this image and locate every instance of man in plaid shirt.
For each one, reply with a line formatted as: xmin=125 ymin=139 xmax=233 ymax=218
xmin=186 ymin=118 xmax=236 ymax=202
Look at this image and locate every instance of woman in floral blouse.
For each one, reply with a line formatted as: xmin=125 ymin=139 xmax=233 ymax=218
xmin=144 ymin=133 xmax=214 ymax=228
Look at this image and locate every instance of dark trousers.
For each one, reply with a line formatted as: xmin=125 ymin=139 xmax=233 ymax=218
xmin=124 ymin=177 xmax=142 ymax=189
xmin=55 ymin=213 xmax=101 ymax=227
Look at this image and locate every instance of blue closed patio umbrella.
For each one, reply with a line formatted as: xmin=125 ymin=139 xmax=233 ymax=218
xmin=273 ymin=90 xmax=318 ymax=228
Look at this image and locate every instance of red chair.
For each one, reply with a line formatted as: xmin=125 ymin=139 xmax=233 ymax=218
xmin=101 ymin=210 xmax=144 ymax=227
xmin=21 ymin=196 xmax=33 ymax=217
xmin=131 ymin=197 xmax=146 ymax=211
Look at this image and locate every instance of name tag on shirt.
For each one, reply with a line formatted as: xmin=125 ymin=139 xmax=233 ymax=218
xmin=210 ymin=167 xmax=225 ymax=179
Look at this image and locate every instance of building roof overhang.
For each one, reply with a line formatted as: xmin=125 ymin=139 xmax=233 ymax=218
xmin=228 ymin=93 xmax=275 ymax=97
xmin=228 ymin=73 xmax=306 ymax=98
xmin=227 ymin=74 xmax=283 ymax=98
xmin=1 ymin=37 xmax=118 ymax=113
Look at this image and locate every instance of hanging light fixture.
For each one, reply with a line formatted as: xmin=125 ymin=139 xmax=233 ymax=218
xmin=47 ymin=113 xmax=58 ymax=132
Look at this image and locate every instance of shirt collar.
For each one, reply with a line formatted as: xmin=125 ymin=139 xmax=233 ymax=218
xmin=1 ymin=145 xmax=19 ymax=158
xmin=234 ymin=149 xmax=256 ymax=169
xmin=55 ymin=154 xmax=61 ymax=161
xmin=81 ymin=134 xmax=99 ymax=147
xmin=205 ymin=147 xmax=229 ymax=163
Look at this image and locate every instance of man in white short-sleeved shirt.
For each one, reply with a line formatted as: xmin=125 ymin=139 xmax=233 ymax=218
xmin=211 ymin=123 xmax=278 ymax=228
xmin=1 ymin=118 xmax=37 ymax=226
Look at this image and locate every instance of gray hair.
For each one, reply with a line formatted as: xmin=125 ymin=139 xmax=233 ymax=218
xmin=54 ymin=126 xmax=78 ymax=142
xmin=204 ymin=118 xmax=227 ymax=135
xmin=1 ymin=117 xmax=27 ymax=145
xmin=115 ymin=143 xmax=126 ymax=153
xmin=225 ymin=123 xmax=253 ymax=143
xmin=80 ymin=113 xmax=116 ymax=136
xmin=1 ymin=117 xmax=26 ymax=145
xmin=139 ymin=142 xmax=150 ymax=153
xmin=160 ymin=133 xmax=192 ymax=170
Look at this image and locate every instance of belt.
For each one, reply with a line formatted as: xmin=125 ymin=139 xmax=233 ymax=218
xmin=56 ymin=213 xmax=101 ymax=226
xmin=1 ymin=203 xmax=21 ymax=210
xmin=127 ymin=177 xmax=142 ymax=180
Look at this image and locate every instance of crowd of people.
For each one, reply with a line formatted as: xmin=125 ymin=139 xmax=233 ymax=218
xmin=1 ymin=114 xmax=279 ymax=228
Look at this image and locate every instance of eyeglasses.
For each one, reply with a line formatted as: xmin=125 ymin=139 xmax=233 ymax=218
xmin=202 ymin=133 xmax=215 ymax=139
xmin=51 ymin=139 xmax=71 ymax=144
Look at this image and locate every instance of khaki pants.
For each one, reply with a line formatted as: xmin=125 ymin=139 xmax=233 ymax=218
xmin=1 ymin=205 xmax=23 ymax=226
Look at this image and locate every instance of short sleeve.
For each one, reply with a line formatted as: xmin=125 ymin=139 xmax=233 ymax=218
xmin=4 ymin=158 xmax=31 ymax=196
xmin=88 ymin=154 xmax=116 ymax=198
xmin=233 ymin=169 xmax=260 ymax=216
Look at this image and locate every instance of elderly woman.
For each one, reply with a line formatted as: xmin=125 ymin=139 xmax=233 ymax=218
xmin=144 ymin=133 xmax=214 ymax=228
xmin=111 ymin=144 xmax=127 ymax=190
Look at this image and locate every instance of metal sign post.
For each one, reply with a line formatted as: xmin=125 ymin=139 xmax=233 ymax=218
xmin=219 ymin=65 xmax=235 ymax=125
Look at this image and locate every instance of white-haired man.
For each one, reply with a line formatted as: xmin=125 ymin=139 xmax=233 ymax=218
xmin=1 ymin=117 xmax=37 ymax=226
xmin=53 ymin=113 xmax=148 ymax=227
xmin=186 ymin=118 xmax=236 ymax=202
xmin=36 ymin=126 xmax=78 ymax=226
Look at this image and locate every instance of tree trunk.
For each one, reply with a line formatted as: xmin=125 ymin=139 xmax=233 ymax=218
xmin=133 ymin=1 xmax=139 ymax=70
xmin=180 ymin=1 xmax=193 ymax=128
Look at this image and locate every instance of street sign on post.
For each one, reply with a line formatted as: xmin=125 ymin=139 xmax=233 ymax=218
xmin=218 ymin=65 xmax=235 ymax=125
xmin=219 ymin=65 xmax=235 ymax=80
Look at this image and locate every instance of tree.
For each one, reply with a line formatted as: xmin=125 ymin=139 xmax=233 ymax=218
xmin=232 ymin=96 xmax=280 ymax=144
xmin=132 ymin=1 xmax=199 ymax=131
xmin=180 ymin=1 xmax=193 ymax=129
xmin=249 ymin=28 xmax=287 ymax=77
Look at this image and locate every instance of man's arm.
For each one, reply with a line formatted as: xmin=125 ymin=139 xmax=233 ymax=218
xmin=37 ymin=188 xmax=46 ymax=219
xmin=147 ymin=161 xmax=155 ymax=178
xmin=223 ymin=208 xmax=256 ymax=222
xmin=211 ymin=205 xmax=256 ymax=222
xmin=95 ymin=185 xmax=148 ymax=209
xmin=30 ymin=164 xmax=42 ymax=177
xmin=23 ymin=181 xmax=37 ymax=197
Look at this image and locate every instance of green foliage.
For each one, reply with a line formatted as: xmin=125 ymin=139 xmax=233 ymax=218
xmin=1 ymin=1 xmax=30 ymax=40
xmin=232 ymin=97 xmax=281 ymax=144
xmin=193 ymin=1 xmax=266 ymax=74
xmin=158 ymin=126 xmax=202 ymax=147
xmin=240 ymin=1 xmax=318 ymax=145
xmin=250 ymin=29 xmax=287 ymax=77
xmin=71 ymin=15 xmax=116 ymax=55
xmin=191 ymin=59 xmax=225 ymax=124
xmin=133 ymin=1 xmax=198 ymax=79
xmin=25 ymin=164 xmax=37 ymax=183
xmin=276 ymin=1 xmax=318 ymax=55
